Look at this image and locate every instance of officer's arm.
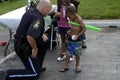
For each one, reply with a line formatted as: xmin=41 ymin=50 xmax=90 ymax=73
xmin=27 ymin=18 xmax=43 ymax=58
xmin=27 ymin=35 xmax=38 ymax=50
xmin=27 ymin=35 xmax=38 ymax=58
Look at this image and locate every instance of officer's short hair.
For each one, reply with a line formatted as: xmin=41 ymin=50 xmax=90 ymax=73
xmin=66 ymin=6 xmax=77 ymax=15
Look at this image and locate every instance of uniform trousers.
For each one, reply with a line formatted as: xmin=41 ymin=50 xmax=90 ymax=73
xmin=6 ymin=40 xmax=49 ymax=80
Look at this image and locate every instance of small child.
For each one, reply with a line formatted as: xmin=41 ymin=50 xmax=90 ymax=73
xmin=59 ymin=6 xmax=86 ymax=73
xmin=70 ymin=0 xmax=87 ymax=48
xmin=56 ymin=0 xmax=74 ymax=61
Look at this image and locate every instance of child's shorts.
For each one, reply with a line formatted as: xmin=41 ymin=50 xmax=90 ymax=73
xmin=66 ymin=41 xmax=81 ymax=56
xmin=58 ymin=27 xmax=70 ymax=35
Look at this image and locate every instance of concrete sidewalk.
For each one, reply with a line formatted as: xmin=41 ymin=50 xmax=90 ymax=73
xmin=84 ymin=19 xmax=120 ymax=27
xmin=0 ymin=6 xmax=26 ymax=29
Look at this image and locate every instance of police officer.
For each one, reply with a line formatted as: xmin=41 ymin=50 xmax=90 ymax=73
xmin=0 ymin=0 xmax=52 ymax=80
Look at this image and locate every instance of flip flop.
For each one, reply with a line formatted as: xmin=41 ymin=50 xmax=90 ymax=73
xmin=75 ymin=67 xmax=82 ymax=73
xmin=59 ymin=67 xmax=69 ymax=72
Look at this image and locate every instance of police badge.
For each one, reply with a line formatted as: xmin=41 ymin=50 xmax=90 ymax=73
xmin=33 ymin=20 xmax=40 ymax=29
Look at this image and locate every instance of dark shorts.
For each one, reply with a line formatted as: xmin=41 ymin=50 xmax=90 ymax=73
xmin=58 ymin=27 xmax=70 ymax=35
xmin=81 ymin=33 xmax=86 ymax=40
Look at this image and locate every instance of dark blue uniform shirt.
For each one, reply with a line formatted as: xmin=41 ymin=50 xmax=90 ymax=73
xmin=16 ymin=8 xmax=45 ymax=45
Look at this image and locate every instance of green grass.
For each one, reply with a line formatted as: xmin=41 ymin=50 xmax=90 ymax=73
xmin=51 ymin=0 xmax=120 ymax=19
xmin=0 ymin=0 xmax=27 ymax=15
xmin=79 ymin=0 xmax=120 ymax=19
xmin=0 ymin=0 xmax=120 ymax=19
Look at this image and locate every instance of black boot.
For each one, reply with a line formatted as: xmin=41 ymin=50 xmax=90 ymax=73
xmin=40 ymin=66 xmax=46 ymax=72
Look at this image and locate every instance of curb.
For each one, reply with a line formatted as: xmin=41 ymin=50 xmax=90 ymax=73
xmin=0 ymin=51 xmax=15 ymax=64
xmin=84 ymin=20 xmax=120 ymax=28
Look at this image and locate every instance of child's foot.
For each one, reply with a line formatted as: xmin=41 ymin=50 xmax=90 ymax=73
xmin=57 ymin=54 xmax=66 ymax=61
xmin=59 ymin=67 xmax=69 ymax=72
xmin=75 ymin=66 xmax=82 ymax=73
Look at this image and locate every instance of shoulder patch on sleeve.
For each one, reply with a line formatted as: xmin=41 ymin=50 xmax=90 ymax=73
xmin=33 ymin=19 xmax=41 ymax=29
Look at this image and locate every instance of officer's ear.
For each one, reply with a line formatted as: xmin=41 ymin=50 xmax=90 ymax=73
xmin=42 ymin=8 xmax=48 ymax=13
xmin=41 ymin=9 xmax=46 ymax=14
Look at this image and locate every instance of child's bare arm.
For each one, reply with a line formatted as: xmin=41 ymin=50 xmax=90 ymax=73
xmin=75 ymin=16 xmax=86 ymax=37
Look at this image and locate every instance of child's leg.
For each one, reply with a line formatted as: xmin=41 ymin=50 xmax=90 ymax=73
xmin=57 ymin=34 xmax=67 ymax=61
xmin=74 ymin=42 xmax=82 ymax=72
xmin=76 ymin=55 xmax=80 ymax=68
xmin=57 ymin=27 xmax=69 ymax=61
xmin=75 ymin=55 xmax=81 ymax=73
xmin=64 ymin=54 xmax=71 ymax=67
xmin=60 ymin=34 xmax=67 ymax=53
xmin=59 ymin=54 xmax=70 ymax=72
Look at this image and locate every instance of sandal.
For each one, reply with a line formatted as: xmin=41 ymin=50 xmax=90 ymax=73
xmin=59 ymin=67 xmax=69 ymax=72
xmin=75 ymin=66 xmax=82 ymax=73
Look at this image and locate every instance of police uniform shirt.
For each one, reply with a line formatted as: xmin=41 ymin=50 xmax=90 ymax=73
xmin=27 ymin=9 xmax=45 ymax=40
xmin=27 ymin=18 xmax=44 ymax=39
xmin=16 ymin=8 xmax=45 ymax=42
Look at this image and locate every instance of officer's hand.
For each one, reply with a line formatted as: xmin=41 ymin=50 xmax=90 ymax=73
xmin=42 ymin=34 xmax=48 ymax=42
xmin=31 ymin=48 xmax=38 ymax=58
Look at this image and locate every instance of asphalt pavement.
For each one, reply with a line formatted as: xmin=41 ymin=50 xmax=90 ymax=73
xmin=0 ymin=25 xmax=120 ymax=80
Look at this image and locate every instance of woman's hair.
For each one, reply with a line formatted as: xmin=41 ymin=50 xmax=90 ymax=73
xmin=65 ymin=0 xmax=70 ymax=7
xmin=57 ymin=0 xmax=70 ymax=12
xmin=66 ymin=6 xmax=76 ymax=15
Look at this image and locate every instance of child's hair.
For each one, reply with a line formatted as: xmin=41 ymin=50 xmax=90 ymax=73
xmin=66 ymin=6 xmax=77 ymax=15
xmin=57 ymin=0 xmax=70 ymax=12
